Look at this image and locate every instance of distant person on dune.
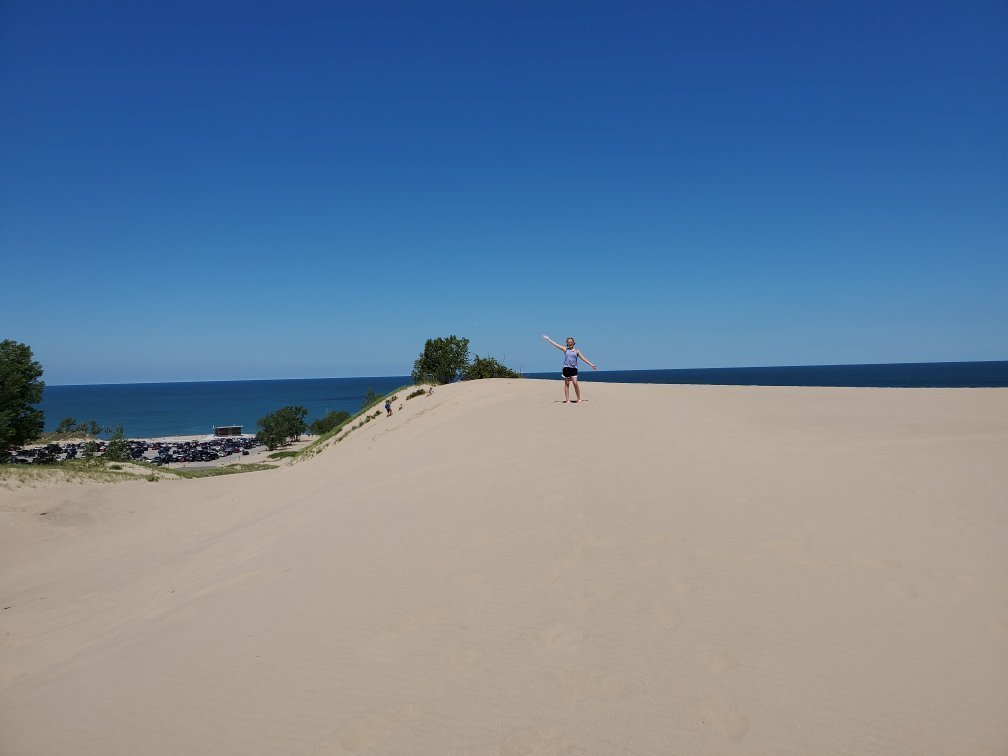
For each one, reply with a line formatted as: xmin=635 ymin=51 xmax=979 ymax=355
xmin=542 ymin=335 xmax=597 ymax=403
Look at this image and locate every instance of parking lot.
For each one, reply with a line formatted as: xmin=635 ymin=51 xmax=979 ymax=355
xmin=7 ymin=435 xmax=276 ymax=468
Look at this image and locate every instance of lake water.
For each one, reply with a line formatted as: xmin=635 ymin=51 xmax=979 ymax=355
xmin=38 ymin=361 xmax=1008 ymax=438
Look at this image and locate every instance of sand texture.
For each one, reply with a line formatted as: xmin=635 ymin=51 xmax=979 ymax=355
xmin=2 ymin=380 xmax=1006 ymax=754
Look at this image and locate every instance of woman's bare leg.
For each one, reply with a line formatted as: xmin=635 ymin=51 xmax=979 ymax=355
xmin=571 ymin=375 xmax=581 ymax=402
xmin=563 ymin=377 xmax=571 ymax=402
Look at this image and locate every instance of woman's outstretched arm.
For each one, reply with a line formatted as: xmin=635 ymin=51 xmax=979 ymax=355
xmin=577 ymin=350 xmax=598 ymax=370
xmin=542 ymin=335 xmax=565 ymax=352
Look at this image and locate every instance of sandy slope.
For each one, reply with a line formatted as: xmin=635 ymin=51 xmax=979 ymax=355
xmin=1 ymin=380 xmax=1006 ymax=754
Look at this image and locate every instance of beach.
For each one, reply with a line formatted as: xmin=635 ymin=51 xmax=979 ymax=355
xmin=1 ymin=379 xmax=1006 ymax=753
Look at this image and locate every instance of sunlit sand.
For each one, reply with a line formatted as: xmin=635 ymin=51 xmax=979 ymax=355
xmin=2 ymin=380 xmax=1006 ymax=753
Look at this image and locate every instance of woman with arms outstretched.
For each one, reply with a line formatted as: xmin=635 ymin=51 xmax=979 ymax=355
xmin=542 ymin=335 xmax=597 ymax=403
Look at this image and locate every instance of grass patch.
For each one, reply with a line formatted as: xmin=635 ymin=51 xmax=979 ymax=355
xmin=164 ymin=463 xmax=275 ymax=478
xmin=2 ymin=456 xmax=278 ymax=490
xmin=128 ymin=460 xmax=276 ymax=479
xmin=0 ymin=460 xmax=149 ymax=488
xmin=267 ymin=450 xmax=299 ymax=460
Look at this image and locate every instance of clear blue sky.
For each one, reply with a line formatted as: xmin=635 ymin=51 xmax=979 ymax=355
xmin=2 ymin=0 xmax=1005 ymax=385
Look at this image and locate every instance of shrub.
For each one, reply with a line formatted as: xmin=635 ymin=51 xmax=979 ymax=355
xmin=256 ymin=406 xmax=308 ymax=450
xmin=52 ymin=417 xmax=102 ymax=439
xmin=462 ymin=355 xmax=522 ymax=380
xmin=309 ymin=410 xmax=351 ymax=436
xmin=104 ymin=425 xmax=129 ymax=462
xmin=406 ymin=388 xmax=426 ymax=400
xmin=361 ymin=387 xmax=382 ymax=411
xmin=411 ymin=335 xmax=470 ymax=385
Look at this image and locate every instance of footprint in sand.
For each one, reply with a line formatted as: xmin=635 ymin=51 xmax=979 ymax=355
xmin=696 ymin=645 xmax=740 ymax=675
xmin=533 ymin=623 xmax=586 ymax=652
xmin=339 ymin=703 xmax=423 ymax=750
xmin=666 ymin=575 xmax=698 ymax=595
xmin=850 ymin=554 xmax=903 ymax=570
xmin=541 ymin=547 xmax=587 ymax=585
xmin=646 ymin=603 xmax=684 ymax=631
xmin=447 ymin=572 xmax=488 ymax=592
xmin=760 ymin=533 xmax=813 ymax=554
xmin=641 ymin=531 xmax=672 ymax=545
xmin=561 ymin=585 xmax=618 ymax=616
xmin=497 ymin=724 xmax=565 ymax=755
xmin=954 ymin=573 xmax=987 ymax=592
xmin=927 ymin=571 xmax=989 ymax=594
xmin=758 ymin=534 xmax=837 ymax=569
xmin=380 ymin=607 xmax=445 ymax=637
xmin=885 ymin=581 xmax=919 ymax=599
xmin=989 ymin=619 xmax=1008 ymax=636
xmin=440 ymin=646 xmax=483 ymax=674
xmin=697 ymin=701 xmax=751 ymax=740
xmin=539 ymin=668 xmax=635 ymax=703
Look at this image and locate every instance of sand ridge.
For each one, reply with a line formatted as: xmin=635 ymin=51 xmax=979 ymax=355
xmin=1 ymin=380 xmax=1007 ymax=754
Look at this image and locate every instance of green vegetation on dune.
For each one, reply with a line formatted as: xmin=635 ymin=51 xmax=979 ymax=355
xmin=462 ymin=354 xmax=522 ymax=380
xmin=0 ymin=340 xmax=45 ymax=461
xmin=412 ymin=335 xmax=521 ymax=384
xmin=1 ymin=458 xmax=279 ymax=489
xmin=309 ymin=410 xmax=351 ymax=436
xmin=291 ymin=384 xmax=413 ymax=462
xmin=161 ymin=463 xmax=276 ymax=478
xmin=1 ymin=460 xmax=155 ymax=487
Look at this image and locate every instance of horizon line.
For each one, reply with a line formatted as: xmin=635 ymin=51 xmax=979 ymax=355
xmin=43 ymin=358 xmax=1008 ymax=388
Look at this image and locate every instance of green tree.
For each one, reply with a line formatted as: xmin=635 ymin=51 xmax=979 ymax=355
xmin=276 ymin=405 xmax=308 ymax=442
xmin=104 ymin=425 xmax=129 ymax=462
xmin=361 ymin=387 xmax=382 ymax=411
xmin=411 ymin=335 xmax=470 ymax=385
xmin=255 ymin=413 xmax=284 ymax=450
xmin=56 ymin=416 xmax=77 ymax=434
xmin=462 ymin=355 xmax=523 ymax=380
xmin=255 ymin=405 xmax=308 ymax=450
xmin=0 ymin=339 xmax=45 ymax=460
xmin=310 ymin=410 xmax=351 ymax=436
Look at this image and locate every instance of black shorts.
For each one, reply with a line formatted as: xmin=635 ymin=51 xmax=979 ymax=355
xmin=562 ymin=367 xmax=578 ymax=378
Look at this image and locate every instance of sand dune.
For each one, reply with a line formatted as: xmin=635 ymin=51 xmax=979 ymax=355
xmin=2 ymin=380 xmax=1007 ymax=754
